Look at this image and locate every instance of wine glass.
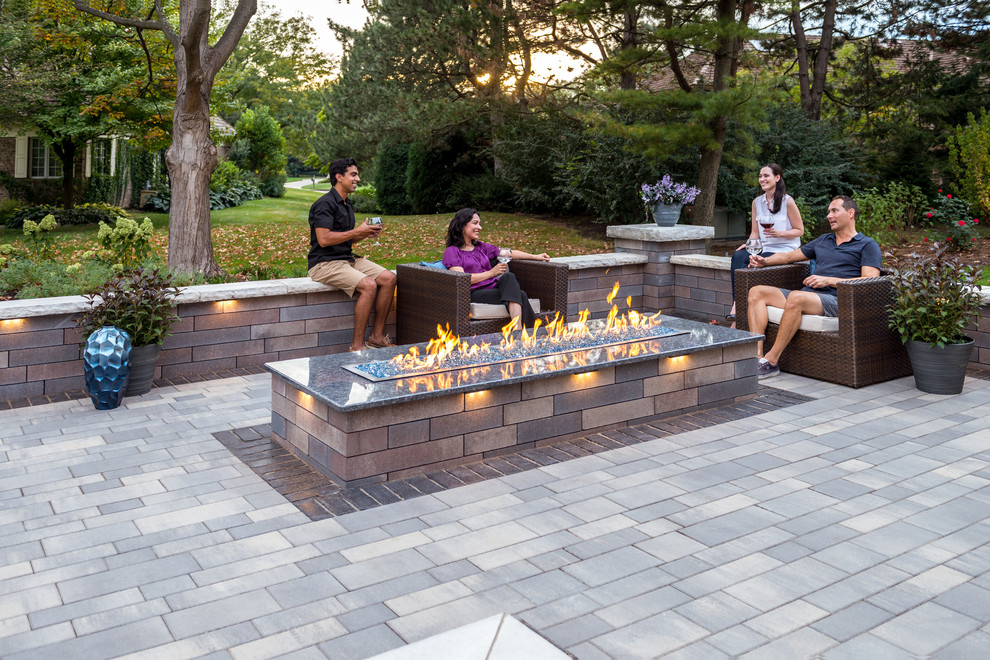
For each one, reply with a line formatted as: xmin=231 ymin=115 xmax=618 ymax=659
xmin=497 ymin=248 xmax=512 ymax=265
xmin=745 ymin=238 xmax=763 ymax=262
xmin=368 ymin=217 xmax=383 ymax=246
xmin=758 ymin=214 xmax=774 ymax=236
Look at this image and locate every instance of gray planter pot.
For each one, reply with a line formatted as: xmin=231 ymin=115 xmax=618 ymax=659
xmin=125 ymin=343 xmax=161 ymax=397
xmin=652 ymin=203 xmax=683 ymax=227
xmin=905 ymin=337 xmax=974 ymax=395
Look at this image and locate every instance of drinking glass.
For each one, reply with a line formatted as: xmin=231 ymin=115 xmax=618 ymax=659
xmin=758 ymin=214 xmax=774 ymax=233
xmin=368 ymin=217 xmax=383 ymax=246
xmin=497 ymin=248 xmax=512 ymax=265
xmin=745 ymin=238 xmax=763 ymax=260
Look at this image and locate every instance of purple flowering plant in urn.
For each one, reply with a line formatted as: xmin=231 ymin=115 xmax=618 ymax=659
xmin=640 ymin=175 xmax=701 ymax=226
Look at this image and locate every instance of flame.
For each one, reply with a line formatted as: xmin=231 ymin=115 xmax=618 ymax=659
xmin=387 ymin=281 xmax=664 ymax=378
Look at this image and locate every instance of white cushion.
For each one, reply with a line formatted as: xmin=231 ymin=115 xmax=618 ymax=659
xmin=470 ymin=299 xmax=541 ymax=320
xmin=766 ymin=306 xmax=839 ymax=333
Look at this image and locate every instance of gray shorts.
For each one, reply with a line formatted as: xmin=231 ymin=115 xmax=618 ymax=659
xmin=778 ymin=288 xmax=839 ymax=317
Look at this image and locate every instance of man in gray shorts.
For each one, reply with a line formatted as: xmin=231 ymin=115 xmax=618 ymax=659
xmin=746 ymin=195 xmax=882 ymax=379
xmin=308 ymin=158 xmax=397 ymax=352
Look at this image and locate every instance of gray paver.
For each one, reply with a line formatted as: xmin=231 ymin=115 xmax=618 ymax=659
xmin=810 ymin=601 xmax=894 ymax=642
xmin=2 ymin=372 xmax=990 ymax=658
xmin=871 ymin=602 xmax=982 ymax=655
xmin=318 ymin=624 xmax=404 ymax=660
xmin=592 ymin=610 xmax=709 ymax=657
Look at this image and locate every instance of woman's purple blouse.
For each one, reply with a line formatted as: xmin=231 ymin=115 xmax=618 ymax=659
xmin=442 ymin=242 xmax=501 ymax=290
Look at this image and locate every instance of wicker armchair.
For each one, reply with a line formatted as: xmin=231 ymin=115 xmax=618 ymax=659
xmin=736 ymin=263 xmax=911 ymax=388
xmin=396 ymin=260 xmax=570 ymax=345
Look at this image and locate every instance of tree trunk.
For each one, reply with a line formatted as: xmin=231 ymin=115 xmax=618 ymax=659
xmin=805 ymin=0 xmax=836 ymax=121
xmin=166 ymin=45 xmax=222 ymax=276
xmin=71 ymin=0 xmax=257 ymax=276
xmin=693 ymin=0 xmax=736 ymax=227
xmin=619 ymin=9 xmax=637 ymax=90
xmin=793 ymin=0 xmax=837 ymax=121
xmin=791 ymin=0 xmax=811 ymax=113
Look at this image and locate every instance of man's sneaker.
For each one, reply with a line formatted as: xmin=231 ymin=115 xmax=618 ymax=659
xmin=757 ymin=359 xmax=780 ymax=380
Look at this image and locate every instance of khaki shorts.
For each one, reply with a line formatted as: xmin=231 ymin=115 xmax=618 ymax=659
xmin=309 ymin=258 xmax=387 ymax=298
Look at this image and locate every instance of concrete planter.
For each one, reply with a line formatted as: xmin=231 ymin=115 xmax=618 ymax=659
xmin=905 ymin=337 xmax=974 ymax=395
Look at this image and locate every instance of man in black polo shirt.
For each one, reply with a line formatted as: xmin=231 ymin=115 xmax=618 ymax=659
xmin=747 ymin=195 xmax=882 ymax=379
xmin=308 ymin=158 xmax=397 ymax=352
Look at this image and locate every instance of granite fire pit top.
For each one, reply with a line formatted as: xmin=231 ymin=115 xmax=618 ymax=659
xmin=264 ymin=315 xmax=761 ymax=412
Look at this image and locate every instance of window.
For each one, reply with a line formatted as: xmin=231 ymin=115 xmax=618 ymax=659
xmin=92 ymin=139 xmax=112 ymax=175
xmin=29 ymin=138 xmax=62 ymax=179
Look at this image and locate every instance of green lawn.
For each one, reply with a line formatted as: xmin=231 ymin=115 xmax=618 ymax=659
xmin=1 ymin=189 xmax=612 ymax=282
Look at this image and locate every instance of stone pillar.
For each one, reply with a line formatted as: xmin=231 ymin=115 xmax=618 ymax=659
xmin=607 ymin=225 xmax=714 ymax=313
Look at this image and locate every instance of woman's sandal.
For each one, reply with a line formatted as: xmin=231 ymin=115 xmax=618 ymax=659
xmin=725 ymin=314 xmax=736 ymax=321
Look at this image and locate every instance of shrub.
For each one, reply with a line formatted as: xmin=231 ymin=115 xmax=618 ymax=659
xmin=96 ymin=217 xmax=156 ymax=271
xmin=349 ymin=184 xmax=379 ymax=213
xmin=259 ymin=173 xmax=286 ymax=198
xmin=445 ymin=173 xmax=515 ymax=212
xmin=375 ymin=142 xmax=411 ymax=214
xmin=147 ymin=166 xmax=262 ymax=213
xmin=76 ymin=268 xmax=180 ymax=347
xmin=210 ymin=160 xmax=243 ymax=191
xmin=406 ymin=142 xmax=445 ymax=214
xmin=887 ymin=242 xmax=983 ymax=347
xmin=921 ymin=192 xmax=980 ymax=250
xmin=0 ymin=199 xmax=20 ymax=225
xmin=144 ymin=188 xmax=171 ymax=213
xmin=0 ymin=243 xmax=14 ymax=269
xmin=231 ymin=106 xmax=287 ymax=198
xmin=948 ymin=108 xmax=990 ymax=218
xmin=22 ymin=214 xmax=58 ymax=260
xmin=235 ymin=263 xmax=287 ymax=281
xmin=6 ymin=203 xmax=128 ymax=229
xmin=0 ymin=258 xmax=114 ymax=299
xmin=854 ymin=182 xmax=927 ymax=249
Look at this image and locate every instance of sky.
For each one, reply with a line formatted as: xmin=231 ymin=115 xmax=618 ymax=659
xmin=262 ymin=0 xmax=370 ymax=57
xmin=253 ymin=0 xmax=588 ymax=82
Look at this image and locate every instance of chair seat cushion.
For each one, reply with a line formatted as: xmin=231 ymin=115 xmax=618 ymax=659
xmin=767 ymin=306 xmax=839 ymax=333
xmin=470 ymin=299 xmax=541 ymax=320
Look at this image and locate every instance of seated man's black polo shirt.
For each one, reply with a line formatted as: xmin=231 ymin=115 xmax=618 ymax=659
xmin=799 ymin=232 xmax=882 ymax=297
xmin=308 ymin=189 xmax=357 ymax=270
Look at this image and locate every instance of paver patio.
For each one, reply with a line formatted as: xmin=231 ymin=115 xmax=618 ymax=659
xmin=2 ymin=369 xmax=990 ymax=658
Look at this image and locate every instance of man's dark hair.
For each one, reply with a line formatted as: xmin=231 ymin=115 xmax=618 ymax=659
xmin=833 ymin=195 xmax=858 ymax=216
xmin=329 ymin=158 xmax=358 ymax=185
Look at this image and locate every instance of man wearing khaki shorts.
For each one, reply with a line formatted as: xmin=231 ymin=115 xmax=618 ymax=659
xmin=308 ymin=158 xmax=397 ymax=352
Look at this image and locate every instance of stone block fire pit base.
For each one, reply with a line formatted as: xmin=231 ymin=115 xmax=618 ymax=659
xmin=267 ymin=317 xmax=759 ymax=487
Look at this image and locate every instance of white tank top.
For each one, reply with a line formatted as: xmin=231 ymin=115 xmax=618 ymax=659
xmin=755 ymin=194 xmax=800 ymax=252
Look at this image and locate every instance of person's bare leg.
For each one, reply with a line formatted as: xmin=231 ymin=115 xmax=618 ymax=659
xmin=507 ymin=301 xmax=522 ymax=324
xmin=368 ymin=270 xmax=397 ymax=345
xmin=763 ymin=291 xmax=823 ymax=365
xmin=747 ymin=285 xmax=787 ymax=358
xmin=350 ymin=277 xmax=376 ymax=350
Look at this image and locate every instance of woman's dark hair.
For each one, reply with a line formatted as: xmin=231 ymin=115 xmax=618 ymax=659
xmin=445 ymin=208 xmax=479 ymax=248
xmin=763 ymin=163 xmax=786 ymax=214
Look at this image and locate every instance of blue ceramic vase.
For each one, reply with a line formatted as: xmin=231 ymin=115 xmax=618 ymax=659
xmin=83 ymin=326 xmax=132 ymax=410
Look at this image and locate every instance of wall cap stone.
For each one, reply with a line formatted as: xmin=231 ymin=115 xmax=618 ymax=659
xmin=553 ymin=253 xmax=647 ymax=270
xmin=670 ymin=254 xmax=732 ymax=271
xmin=607 ymin=224 xmax=714 ymax=241
xmin=0 ymin=277 xmax=344 ymax=320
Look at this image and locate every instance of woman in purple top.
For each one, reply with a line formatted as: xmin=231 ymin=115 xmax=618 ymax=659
xmin=442 ymin=208 xmax=551 ymax=328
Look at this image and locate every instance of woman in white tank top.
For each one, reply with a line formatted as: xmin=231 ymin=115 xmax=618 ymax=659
xmin=727 ymin=163 xmax=804 ymax=325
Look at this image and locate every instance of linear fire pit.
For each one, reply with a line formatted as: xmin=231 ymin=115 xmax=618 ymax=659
xmin=266 ymin=316 xmax=760 ymax=486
